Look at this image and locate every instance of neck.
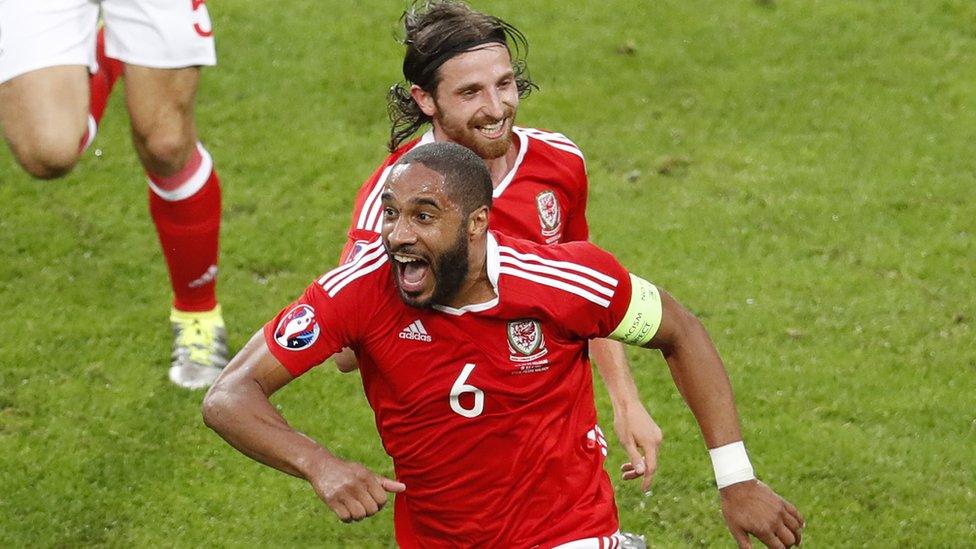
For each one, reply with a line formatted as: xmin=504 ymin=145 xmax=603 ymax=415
xmin=484 ymin=147 xmax=518 ymax=188
xmin=442 ymin=235 xmax=495 ymax=309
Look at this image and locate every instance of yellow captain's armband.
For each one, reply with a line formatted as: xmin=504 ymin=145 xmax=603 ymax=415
xmin=609 ymin=274 xmax=663 ymax=346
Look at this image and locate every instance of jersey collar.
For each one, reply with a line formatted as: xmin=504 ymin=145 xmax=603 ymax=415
xmin=432 ymin=232 xmax=500 ymax=316
xmin=491 ymin=127 xmax=528 ymax=199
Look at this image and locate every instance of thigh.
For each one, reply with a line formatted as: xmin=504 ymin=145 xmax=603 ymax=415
xmin=124 ymin=65 xmax=200 ymax=168
xmin=0 ymin=66 xmax=90 ymax=160
xmin=101 ymin=0 xmax=217 ymax=69
xmin=0 ymin=0 xmax=99 ymax=83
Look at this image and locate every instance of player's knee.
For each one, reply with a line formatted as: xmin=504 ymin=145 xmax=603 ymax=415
xmin=15 ymin=137 xmax=81 ymax=180
xmin=137 ymin=128 xmax=195 ymax=174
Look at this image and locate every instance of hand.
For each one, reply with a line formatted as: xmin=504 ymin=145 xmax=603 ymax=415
xmin=333 ymin=348 xmax=360 ymax=373
xmin=307 ymin=457 xmax=406 ymax=523
xmin=720 ymin=480 xmax=804 ymax=548
xmin=613 ymin=400 xmax=663 ymax=492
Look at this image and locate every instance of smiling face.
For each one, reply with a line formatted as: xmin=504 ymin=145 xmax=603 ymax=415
xmin=381 ymin=162 xmax=472 ymax=308
xmin=412 ymin=44 xmax=519 ymax=160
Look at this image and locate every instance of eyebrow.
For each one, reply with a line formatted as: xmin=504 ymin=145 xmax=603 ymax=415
xmin=411 ymin=197 xmax=442 ymax=210
xmin=380 ymin=192 xmax=443 ymax=210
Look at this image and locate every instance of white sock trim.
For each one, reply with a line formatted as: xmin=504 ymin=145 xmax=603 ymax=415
xmin=147 ymin=142 xmax=213 ymax=202
xmin=81 ymin=115 xmax=98 ymax=153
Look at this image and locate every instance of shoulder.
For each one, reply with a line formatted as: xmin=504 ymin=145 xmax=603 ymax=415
xmin=373 ymin=136 xmax=426 ymax=181
xmin=375 ymin=136 xmax=424 ymax=175
xmin=514 ymin=126 xmax=586 ymax=167
xmin=493 ymin=232 xmax=624 ymax=309
xmin=352 ymin=136 xmax=427 ymax=232
xmin=388 ymin=136 xmax=424 ymax=163
xmin=315 ymin=237 xmax=391 ymax=300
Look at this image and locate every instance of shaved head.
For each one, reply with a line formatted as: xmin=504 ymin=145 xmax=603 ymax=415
xmin=393 ymin=142 xmax=493 ymax=216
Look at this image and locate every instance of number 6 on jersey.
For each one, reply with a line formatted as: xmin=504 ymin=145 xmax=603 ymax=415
xmin=449 ymin=363 xmax=484 ymax=418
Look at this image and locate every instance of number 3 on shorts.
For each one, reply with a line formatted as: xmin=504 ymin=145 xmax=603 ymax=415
xmin=449 ymin=363 xmax=484 ymax=418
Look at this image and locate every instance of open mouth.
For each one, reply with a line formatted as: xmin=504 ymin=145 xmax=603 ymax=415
xmin=476 ymin=118 xmax=508 ymax=140
xmin=393 ymin=253 xmax=431 ymax=294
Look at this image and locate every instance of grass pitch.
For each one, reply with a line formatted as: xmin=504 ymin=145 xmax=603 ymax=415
xmin=1 ymin=1 xmax=974 ymax=546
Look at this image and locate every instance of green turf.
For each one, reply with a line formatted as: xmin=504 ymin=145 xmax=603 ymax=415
xmin=2 ymin=0 xmax=974 ymax=546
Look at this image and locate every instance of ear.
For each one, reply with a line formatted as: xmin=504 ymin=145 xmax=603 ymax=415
xmin=468 ymin=206 xmax=490 ymax=238
xmin=410 ymin=84 xmax=438 ymax=118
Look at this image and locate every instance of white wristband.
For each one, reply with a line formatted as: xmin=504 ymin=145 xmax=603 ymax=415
xmin=709 ymin=441 xmax=756 ymax=489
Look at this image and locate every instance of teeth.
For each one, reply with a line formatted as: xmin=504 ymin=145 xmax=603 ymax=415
xmin=480 ymin=120 xmax=504 ymax=132
xmin=394 ymin=254 xmax=419 ymax=263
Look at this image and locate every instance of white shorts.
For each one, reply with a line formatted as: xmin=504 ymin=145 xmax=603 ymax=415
xmin=0 ymin=0 xmax=217 ymax=84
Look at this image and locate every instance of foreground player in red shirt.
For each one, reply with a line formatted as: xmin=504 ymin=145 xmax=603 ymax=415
xmin=339 ymin=1 xmax=662 ymax=494
xmin=203 ymin=143 xmax=804 ymax=548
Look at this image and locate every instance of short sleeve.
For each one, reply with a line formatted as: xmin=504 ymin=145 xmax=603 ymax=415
xmin=534 ymin=240 xmax=632 ymax=341
xmin=263 ymin=282 xmax=356 ymax=377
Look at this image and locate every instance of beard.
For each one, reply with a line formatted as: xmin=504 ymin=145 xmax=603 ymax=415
xmin=391 ymin=226 xmax=470 ymax=309
xmin=428 ymin=230 xmax=470 ymax=306
xmin=433 ymin=104 xmax=516 ymax=160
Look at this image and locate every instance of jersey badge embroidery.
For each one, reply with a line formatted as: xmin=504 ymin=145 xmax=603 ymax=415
xmin=507 ymin=319 xmax=549 ymax=369
xmin=536 ymin=190 xmax=562 ymax=241
xmin=274 ymin=304 xmax=320 ymax=350
xmin=399 ymin=319 xmax=432 ymax=342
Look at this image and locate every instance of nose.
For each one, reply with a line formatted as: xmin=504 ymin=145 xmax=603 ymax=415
xmin=483 ymin=88 xmax=506 ymax=120
xmin=386 ymin=216 xmax=417 ymax=249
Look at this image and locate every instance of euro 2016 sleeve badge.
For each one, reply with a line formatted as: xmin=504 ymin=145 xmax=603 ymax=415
xmin=274 ymin=304 xmax=320 ymax=351
xmin=507 ymin=319 xmax=549 ymax=363
xmin=535 ymin=190 xmax=562 ymax=240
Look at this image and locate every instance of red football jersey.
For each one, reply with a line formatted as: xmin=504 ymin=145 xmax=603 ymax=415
xmin=265 ymin=232 xmax=635 ymax=548
xmin=340 ymin=126 xmax=590 ymax=263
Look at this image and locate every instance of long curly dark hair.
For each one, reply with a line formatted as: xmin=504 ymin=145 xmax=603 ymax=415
xmin=387 ymin=1 xmax=537 ymax=152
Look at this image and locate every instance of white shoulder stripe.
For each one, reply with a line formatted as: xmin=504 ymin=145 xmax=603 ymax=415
xmin=542 ymin=140 xmax=586 ymax=162
xmin=521 ymin=128 xmax=586 ymax=164
xmin=318 ymin=239 xmax=385 ymax=286
xmin=522 ymin=129 xmax=579 ymax=149
xmin=318 ymin=240 xmax=386 ymax=293
xmin=356 ymin=165 xmax=394 ymax=231
xmin=523 ymin=128 xmax=577 ymax=147
xmin=326 ymin=254 xmax=388 ymax=297
xmin=499 ymin=254 xmax=615 ymax=298
xmin=499 ymin=266 xmax=611 ymax=308
xmin=498 ymin=245 xmax=618 ymax=286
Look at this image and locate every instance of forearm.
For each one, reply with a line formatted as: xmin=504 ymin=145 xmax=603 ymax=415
xmin=202 ymin=332 xmax=335 ymax=479
xmin=590 ymin=338 xmax=641 ymax=407
xmin=203 ymin=381 xmax=334 ymax=478
xmin=660 ymin=314 xmax=742 ymax=448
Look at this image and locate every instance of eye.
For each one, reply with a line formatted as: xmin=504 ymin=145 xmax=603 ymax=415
xmin=383 ymin=207 xmax=398 ymax=219
xmin=417 ymin=212 xmax=433 ymax=222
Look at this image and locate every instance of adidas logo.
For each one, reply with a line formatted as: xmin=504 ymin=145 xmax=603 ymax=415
xmin=188 ymin=265 xmax=218 ymax=288
xmin=398 ymin=319 xmax=432 ymax=342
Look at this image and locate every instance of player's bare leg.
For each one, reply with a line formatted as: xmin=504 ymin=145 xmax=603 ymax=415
xmin=0 ymin=66 xmax=89 ymax=179
xmin=125 ymin=64 xmax=226 ymax=389
xmin=0 ymin=28 xmax=123 ymax=180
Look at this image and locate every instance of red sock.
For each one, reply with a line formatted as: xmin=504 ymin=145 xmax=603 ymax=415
xmin=148 ymin=143 xmax=222 ymax=313
xmin=80 ymin=27 xmax=123 ymax=152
